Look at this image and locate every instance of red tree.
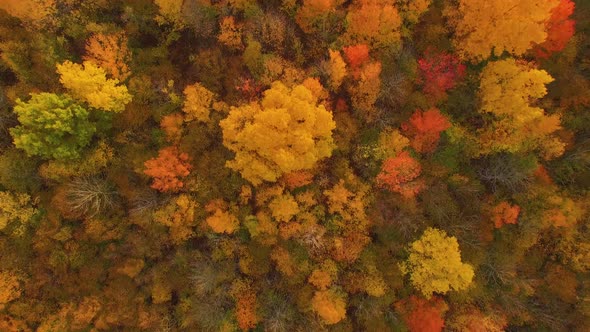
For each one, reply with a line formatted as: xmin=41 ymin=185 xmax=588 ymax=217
xmin=534 ymin=0 xmax=575 ymax=58
xmin=401 ymin=108 xmax=451 ymax=153
xmin=395 ymin=296 xmax=448 ymax=332
xmin=376 ymin=151 xmax=424 ymax=198
xmin=144 ymin=146 xmax=192 ymax=192
xmin=343 ymin=44 xmax=370 ymax=75
xmin=418 ymin=51 xmax=465 ymax=101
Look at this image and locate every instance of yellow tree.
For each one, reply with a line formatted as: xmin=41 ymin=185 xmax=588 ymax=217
xmin=220 ymin=81 xmax=336 ymax=185
xmin=56 ymin=61 xmax=132 ymax=112
xmin=477 ymin=58 xmax=564 ymax=159
xmin=400 ymin=227 xmax=474 ymax=297
xmin=447 ymin=0 xmax=560 ymax=62
xmin=182 ymin=82 xmax=216 ymax=123
xmin=326 ymin=50 xmax=347 ymax=91
xmin=83 ymin=32 xmax=131 ymax=81
xmin=0 ymin=191 xmax=37 ymax=236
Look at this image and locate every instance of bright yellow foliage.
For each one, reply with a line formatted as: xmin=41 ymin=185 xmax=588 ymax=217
xmin=183 ymin=82 xmax=215 ymax=122
xmin=220 ymin=81 xmax=336 ymax=185
xmin=57 ymin=61 xmax=132 ymax=112
xmin=83 ymin=32 xmax=131 ymax=81
xmin=268 ymin=193 xmax=299 ymax=222
xmin=327 ymin=50 xmax=347 ymax=91
xmin=400 ymin=227 xmax=474 ymax=297
xmin=478 ymin=58 xmax=564 ymax=159
xmin=0 ymin=271 xmax=21 ymax=305
xmin=447 ymin=0 xmax=559 ymax=61
xmin=206 ymin=209 xmax=239 ymax=234
xmin=0 ymin=191 xmax=37 ymax=236
xmin=311 ymin=289 xmax=347 ymax=325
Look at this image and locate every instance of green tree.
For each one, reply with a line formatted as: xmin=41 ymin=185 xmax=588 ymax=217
xmin=10 ymin=93 xmax=97 ymax=160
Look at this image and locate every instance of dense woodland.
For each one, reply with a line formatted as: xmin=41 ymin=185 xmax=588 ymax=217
xmin=0 ymin=0 xmax=589 ymax=331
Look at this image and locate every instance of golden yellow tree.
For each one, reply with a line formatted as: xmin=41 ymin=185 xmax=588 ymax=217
xmin=327 ymin=50 xmax=347 ymax=91
xmin=56 ymin=61 xmax=132 ymax=112
xmin=0 ymin=271 xmax=21 ymax=305
xmin=220 ymin=81 xmax=336 ymax=185
xmin=447 ymin=0 xmax=560 ymax=61
xmin=83 ymin=32 xmax=131 ymax=81
xmin=477 ymin=58 xmax=564 ymax=159
xmin=182 ymin=82 xmax=216 ymax=122
xmin=400 ymin=227 xmax=474 ymax=297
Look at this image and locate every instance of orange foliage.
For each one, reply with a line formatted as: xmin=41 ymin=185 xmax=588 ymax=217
xmin=402 ymin=108 xmax=451 ymax=153
xmin=331 ymin=232 xmax=371 ymax=263
xmin=0 ymin=271 xmax=20 ymax=305
xmin=491 ymin=202 xmax=520 ymax=228
xmin=309 ymin=269 xmax=332 ymax=290
xmin=160 ymin=113 xmax=184 ymax=143
xmin=143 ymin=146 xmax=192 ymax=192
xmin=534 ymin=165 xmax=554 ymax=185
xmin=348 ymin=60 xmax=382 ymax=121
xmin=218 ymin=16 xmax=244 ymax=50
xmin=343 ymin=44 xmax=370 ymax=72
xmin=345 ymin=0 xmax=402 ymax=47
xmin=83 ymin=32 xmax=131 ymax=81
xmin=206 ymin=208 xmax=239 ymax=234
xmin=376 ymin=151 xmax=424 ymax=198
xmin=236 ymin=291 xmax=259 ymax=330
xmin=534 ymin=0 xmax=575 ymax=58
xmin=395 ymin=296 xmax=448 ymax=332
xmin=282 ymin=170 xmax=313 ymax=190
xmin=311 ymin=289 xmax=347 ymax=325
xmin=295 ymin=0 xmax=336 ymax=34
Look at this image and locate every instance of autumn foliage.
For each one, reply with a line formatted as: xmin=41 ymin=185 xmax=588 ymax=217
xmin=143 ymin=146 xmax=192 ymax=192
xmin=533 ymin=0 xmax=576 ymax=58
xmin=376 ymin=151 xmax=424 ymax=197
xmin=395 ymin=296 xmax=448 ymax=332
xmin=83 ymin=32 xmax=131 ymax=81
xmin=418 ymin=51 xmax=465 ymax=101
xmin=402 ymin=108 xmax=451 ymax=153
xmin=491 ymin=201 xmax=520 ymax=228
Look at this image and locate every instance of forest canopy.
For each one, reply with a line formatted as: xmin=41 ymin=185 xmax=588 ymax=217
xmin=0 ymin=0 xmax=588 ymax=331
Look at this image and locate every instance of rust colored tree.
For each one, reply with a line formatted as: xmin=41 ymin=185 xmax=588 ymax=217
xmin=376 ymin=151 xmax=424 ymax=197
xmin=143 ymin=146 xmax=191 ymax=192
xmin=402 ymin=108 xmax=451 ymax=153
xmin=395 ymin=296 xmax=448 ymax=332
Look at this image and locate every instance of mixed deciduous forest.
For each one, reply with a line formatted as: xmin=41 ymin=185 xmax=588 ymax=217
xmin=0 ymin=0 xmax=589 ymax=331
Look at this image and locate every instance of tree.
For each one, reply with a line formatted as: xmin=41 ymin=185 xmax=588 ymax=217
xmin=395 ymin=296 xmax=448 ymax=332
xmin=417 ymin=51 xmax=465 ymax=101
xmin=311 ymin=288 xmax=347 ymax=325
xmin=56 ymin=61 xmax=132 ymax=113
xmin=0 ymin=271 xmax=21 ymax=305
xmin=295 ymin=0 xmax=339 ymax=34
xmin=10 ymin=93 xmax=96 ymax=160
xmin=447 ymin=0 xmax=560 ymax=61
xmin=64 ymin=176 xmax=118 ymax=219
xmin=143 ymin=146 xmax=192 ymax=192
xmin=220 ymin=81 xmax=336 ymax=185
xmin=153 ymin=194 xmax=198 ymax=244
xmin=326 ymin=50 xmax=347 ymax=91
xmin=343 ymin=44 xmax=370 ymax=73
xmin=218 ymin=16 xmax=244 ymax=50
xmin=83 ymin=32 xmax=131 ymax=81
xmin=344 ymin=0 xmax=402 ymax=48
xmin=0 ymin=0 xmax=55 ymax=27
xmin=0 ymin=191 xmax=37 ymax=235
xmin=400 ymin=227 xmax=474 ymax=297
xmin=491 ymin=201 xmax=520 ymax=228
xmin=182 ymin=82 xmax=216 ymax=123
xmin=533 ymin=0 xmax=576 ymax=58
xmin=376 ymin=151 xmax=424 ymax=198
xmin=401 ymin=108 xmax=451 ymax=153
xmin=477 ymin=58 xmax=564 ymax=159
xmin=205 ymin=206 xmax=239 ymax=234
xmin=347 ymin=60 xmax=382 ymax=121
